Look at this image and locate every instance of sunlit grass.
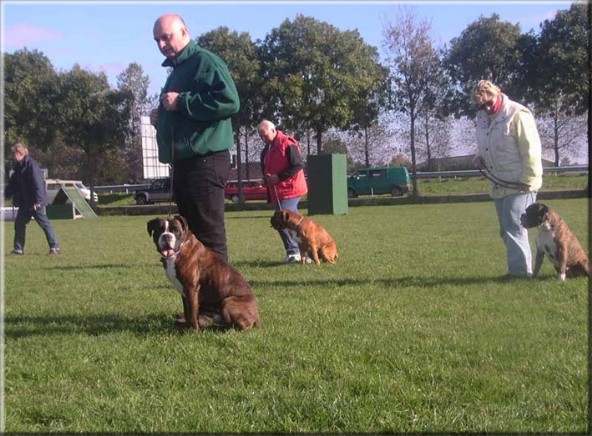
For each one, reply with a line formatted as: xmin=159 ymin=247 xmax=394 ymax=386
xmin=3 ymin=199 xmax=588 ymax=432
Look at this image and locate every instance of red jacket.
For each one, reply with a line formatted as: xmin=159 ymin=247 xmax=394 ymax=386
xmin=261 ymin=130 xmax=308 ymax=203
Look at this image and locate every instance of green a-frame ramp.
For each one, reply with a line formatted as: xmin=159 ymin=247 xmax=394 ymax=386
xmin=47 ymin=187 xmax=98 ymax=219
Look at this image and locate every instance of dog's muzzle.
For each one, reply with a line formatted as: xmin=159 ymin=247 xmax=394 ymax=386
xmin=158 ymin=232 xmax=179 ymax=258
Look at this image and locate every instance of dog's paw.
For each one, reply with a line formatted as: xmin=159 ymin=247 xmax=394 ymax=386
xmin=174 ymin=319 xmax=187 ymax=328
xmin=559 ymin=273 xmax=566 ymax=281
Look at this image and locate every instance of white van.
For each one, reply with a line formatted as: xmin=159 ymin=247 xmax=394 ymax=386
xmin=45 ymin=179 xmax=99 ymax=204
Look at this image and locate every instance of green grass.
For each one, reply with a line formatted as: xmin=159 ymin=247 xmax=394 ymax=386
xmin=3 ymin=199 xmax=589 ymax=432
xmin=418 ymin=173 xmax=587 ymax=196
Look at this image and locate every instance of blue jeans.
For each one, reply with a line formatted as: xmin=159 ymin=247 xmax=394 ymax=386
xmin=494 ymin=192 xmax=537 ymax=276
xmin=275 ymin=197 xmax=301 ymax=255
xmin=14 ymin=206 xmax=60 ymax=252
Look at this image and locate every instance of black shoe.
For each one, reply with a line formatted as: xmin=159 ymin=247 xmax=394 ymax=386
xmin=49 ymin=248 xmax=61 ymax=255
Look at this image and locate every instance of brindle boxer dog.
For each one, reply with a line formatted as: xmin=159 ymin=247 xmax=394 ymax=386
xmin=520 ymin=202 xmax=591 ymax=280
xmin=147 ymin=216 xmax=260 ymax=331
xmin=270 ymin=210 xmax=338 ymax=265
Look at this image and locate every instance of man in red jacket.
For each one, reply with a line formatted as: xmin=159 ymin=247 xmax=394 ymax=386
xmin=258 ymin=120 xmax=309 ymax=264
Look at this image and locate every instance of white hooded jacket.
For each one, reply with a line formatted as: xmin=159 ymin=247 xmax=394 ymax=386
xmin=475 ymin=94 xmax=543 ymax=199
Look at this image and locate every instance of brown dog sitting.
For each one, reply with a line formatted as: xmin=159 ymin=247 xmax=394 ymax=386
xmin=270 ymin=209 xmax=338 ymax=265
xmin=520 ymin=202 xmax=591 ymax=280
xmin=147 ymin=216 xmax=260 ymax=331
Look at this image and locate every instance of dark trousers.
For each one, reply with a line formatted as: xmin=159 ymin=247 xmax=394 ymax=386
xmin=14 ymin=205 xmax=60 ymax=252
xmin=173 ymin=150 xmax=230 ymax=261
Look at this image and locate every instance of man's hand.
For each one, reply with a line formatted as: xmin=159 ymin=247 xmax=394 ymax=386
xmin=265 ymin=173 xmax=280 ymax=185
xmin=160 ymin=92 xmax=180 ymax=111
xmin=150 ymin=108 xmax=159 ymax=127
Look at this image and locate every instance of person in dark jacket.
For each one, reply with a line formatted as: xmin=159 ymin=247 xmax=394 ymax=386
xmin=150 ymin=13 xmax=240 ymax=262
xmin=4 ymin=142 xmax=60 ymax=255
xmin=258 ymin=120 xmax=309 ymax=264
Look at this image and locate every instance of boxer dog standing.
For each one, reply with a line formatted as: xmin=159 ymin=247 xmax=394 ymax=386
xmin=147 ymin=216 xmax=260 ymax=331
xmin=270 ymin=210 xmax=338 ymax=265
xmin=520 ymin=202 xmax=591 ymax=280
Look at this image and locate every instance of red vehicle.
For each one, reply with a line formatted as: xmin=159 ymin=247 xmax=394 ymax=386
xmin=224 ymin=180 xmax=268 ymax=203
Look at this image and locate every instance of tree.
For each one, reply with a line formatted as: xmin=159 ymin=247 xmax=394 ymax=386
xmin=389 ymin=153 xmax=412 ymax=169
xmin=30 ymin=143 xmax=85 ymax=181
xmin=415 ymin=112 xmax=451 ymax=169
xmin=55 ymin=65 xmax=132 ymax=194
xmin=525 ymin=3 xmax=589 ymax=165
xmin=415 ymin=45 xmax=451 ymax=170
xmin=346 ymin=63 xmax=390 ymax=167
xmin=259 ymin=14 xmax=386 ymax=153
xmin=536 ymin=111 xmax=587 ymax=166
xmin=3 ymin=49 xmax=59 ymax=159
xmin=383 ymin=7 xmax=442 ymax=197
xmin=197 ymin=27 xmax=262 ymax=203
xmin=117 ymin=62 xmax=153 ymax=182
xmin=443 ymin=14 xmax=525 ymax=117
xmin=532 ymin=4 xmax=589 ymax=115
xmin=343 ymin=117 xmax=396 ymax=168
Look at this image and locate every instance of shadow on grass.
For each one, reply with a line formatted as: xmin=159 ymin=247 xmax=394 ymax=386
xmin=233 ymin=259 xmax=286 ymax=268
xmin=226 ymin=213 xmax=272 ymax=220
xmin=43 ymin=263 xmax=152 ymax=271
xmin=248 ymin=274 xmax=545 ymax=289
xmin=3 ymin=313 xmax=193 ymax=339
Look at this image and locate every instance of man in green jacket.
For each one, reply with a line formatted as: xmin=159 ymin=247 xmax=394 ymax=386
xmin=150 ymin=13 xmax=239 ymax=262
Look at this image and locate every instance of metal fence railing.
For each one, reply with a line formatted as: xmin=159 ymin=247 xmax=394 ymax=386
xmin=93 ymin=165 xmax=588 ymax=193
xmin=412 ymin=165 xmax=588 ymax=179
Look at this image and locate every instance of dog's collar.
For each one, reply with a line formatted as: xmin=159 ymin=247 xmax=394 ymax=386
xmin=295 ymin=216 xmax=304 ymax=228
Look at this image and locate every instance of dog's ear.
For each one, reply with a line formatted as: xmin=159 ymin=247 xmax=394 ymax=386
xmin=174 ymin=215 xmax=189 ymax=232
xmin=281 ymin=210 xmax=290 ymax=224
xmin=538 ymin=203 xmax=549 ymax=221
xmin=147 ymin=218 xmax=159 ymax=237
xmin=270 ymin=210 xmax=280 ymax=228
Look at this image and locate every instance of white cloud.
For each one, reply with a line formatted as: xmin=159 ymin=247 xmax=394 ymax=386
xmin=3 ymin=23 xmax=61 ymax=48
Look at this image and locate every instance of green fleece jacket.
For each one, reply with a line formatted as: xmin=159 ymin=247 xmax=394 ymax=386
xmin=155 ymin=41 xmax=240 ymax=163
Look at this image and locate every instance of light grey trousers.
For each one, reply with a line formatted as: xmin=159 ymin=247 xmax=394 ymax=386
xmin=494 ymin=192 xmax=537 ymax=276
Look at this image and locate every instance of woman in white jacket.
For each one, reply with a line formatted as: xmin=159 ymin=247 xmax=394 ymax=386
xmin=473 ymin=80 xmax=543 ymax=279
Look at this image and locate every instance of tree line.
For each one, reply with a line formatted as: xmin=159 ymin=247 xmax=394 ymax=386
xmin=3 ymin=3 xmax=588 ymax=190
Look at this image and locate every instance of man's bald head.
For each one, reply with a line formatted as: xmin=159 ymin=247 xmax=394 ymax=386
xmin=153 ymin=14 xmax=191 ymax=60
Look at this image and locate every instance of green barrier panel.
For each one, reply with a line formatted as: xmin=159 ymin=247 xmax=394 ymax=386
xmin=306 ymin=154 xmax=348 ymax=216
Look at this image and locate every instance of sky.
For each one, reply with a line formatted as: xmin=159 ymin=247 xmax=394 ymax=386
xmin=2 ymin=0 xmax=576 ymax=97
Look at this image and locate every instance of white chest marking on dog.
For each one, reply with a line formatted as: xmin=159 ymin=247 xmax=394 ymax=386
xmin=164 ymin=256 xmax=185 ymax=297
xmin=538 ymin=226 xmax=559 ymax=267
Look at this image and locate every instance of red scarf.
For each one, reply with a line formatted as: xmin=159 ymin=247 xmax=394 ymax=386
xmin=490 ymin=94 xmax=503 ymax=114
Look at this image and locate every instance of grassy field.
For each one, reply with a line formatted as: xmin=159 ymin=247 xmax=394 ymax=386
xmin=3 ymin=198 xmax=589 ymax=433
xmin=417 ymin=172 xmax=587 ymax=196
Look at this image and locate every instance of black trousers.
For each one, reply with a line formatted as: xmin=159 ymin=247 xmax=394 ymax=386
xmin=173 ymin=150 xmax=230 ymax=261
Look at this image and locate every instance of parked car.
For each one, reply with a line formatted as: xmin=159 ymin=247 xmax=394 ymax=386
xmin=347 ymin=166 xmax=411 ymax=198
xmin=45 ymin=179 xmax=99 ymax=203
xmin=133 ymin=178 xmax=173 ymax=205
xmin=224 ymin=180 xmax=268 ymax=203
